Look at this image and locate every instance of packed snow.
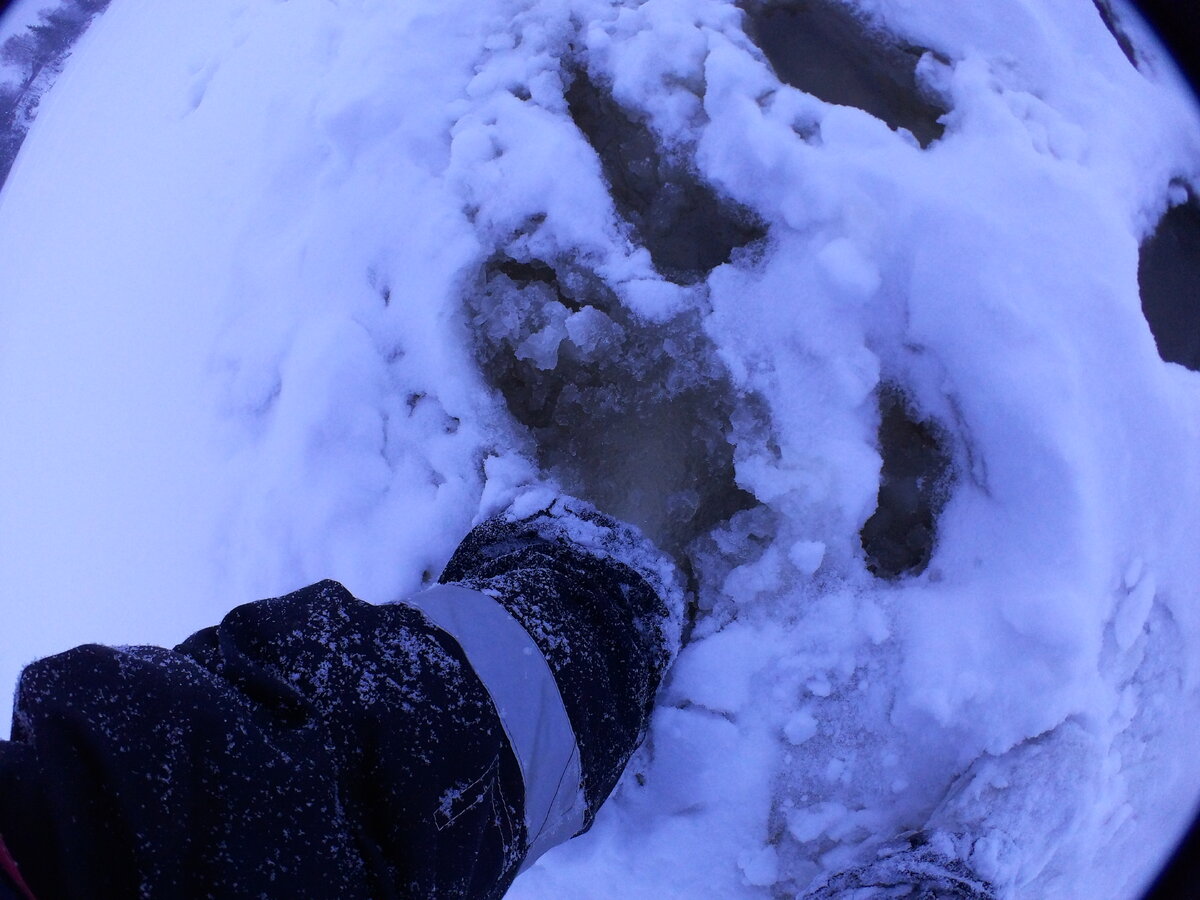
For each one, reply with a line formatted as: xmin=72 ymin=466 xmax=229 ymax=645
xmin=2 ymin=0 xmax=1200 ymax=897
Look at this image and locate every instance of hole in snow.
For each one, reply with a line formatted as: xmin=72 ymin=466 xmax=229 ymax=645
xmin=741 ymin=0 xmax=947 ymax=148
xmin=1091 ymin=0 xmax=1138 ymax=69
xmin=1139 ymin=191 xmax=1200 ymax=372
xmin=565 ymin=70 xmax=766 ymax=285
xmin=470 ymin=253 xmax=756 ymax=559
xmin=860 ymin=386 xmax=953 ymax=580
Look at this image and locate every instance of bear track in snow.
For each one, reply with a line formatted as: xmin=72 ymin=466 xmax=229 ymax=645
xmin=470 ymin=249 xmax=756 ymax=566
xmin=468 ymin=52 xmax=965 ymax=589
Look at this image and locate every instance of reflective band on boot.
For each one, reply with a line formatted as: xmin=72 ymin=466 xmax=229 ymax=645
xmin=405 ymin=584 xmax=587 ymax=869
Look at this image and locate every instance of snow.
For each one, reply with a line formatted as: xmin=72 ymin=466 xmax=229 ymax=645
xmin=2 ymin=0 xmax=1200 ymax=898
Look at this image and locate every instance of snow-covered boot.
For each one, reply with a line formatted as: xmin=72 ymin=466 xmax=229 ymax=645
xmin=802 ymin=833 xmax=996 ymax=899
xmin=410 ymin=495 xmax=684 ymax=867
xmin=424 ymin=501 xmax=686 ymax=859
xmin=919 ymin=719 xmax=1105 ymax=896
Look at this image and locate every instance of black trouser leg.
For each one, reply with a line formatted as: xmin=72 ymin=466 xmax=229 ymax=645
xmin=0 ymin=581 xmax=526 ymax=900
xmin=0 ymin=502 xmax=677 ymax=900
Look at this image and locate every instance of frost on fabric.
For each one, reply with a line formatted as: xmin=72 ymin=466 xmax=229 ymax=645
xmin=1138 ymin=190 xmax=1200 ymax=371
xmin=504 ymin=495 xmax=686 ymax=656
xmin=802 ymin=835 xmax=994 ymax=899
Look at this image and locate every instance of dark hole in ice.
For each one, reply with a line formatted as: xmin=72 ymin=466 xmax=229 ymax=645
xmin=565 ymin=70 xmax=766 ymax=285
xmin=740 ymin=0 xmax=946 ymax=148
xmin=495 ymin=257 xmax=559 ymax=290
xmin=860 ymin=386 xmax=952 ymax=579
xmin=471 ymin=253 xmax=756 ymax=558
xmin=1139 ymin=192 xmax=1200 ymax=372
xmin=1092 ymin=0 xmax=1138 ymax=68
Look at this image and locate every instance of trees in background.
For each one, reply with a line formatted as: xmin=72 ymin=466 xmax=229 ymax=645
xmin=0 ymin=0 xmax=112 ymax=185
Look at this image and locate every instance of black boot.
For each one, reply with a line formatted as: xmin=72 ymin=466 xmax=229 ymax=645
xmin=0 ymin=496 xmax=680 ymax=900
xmin=435 ymin=495 xmax=684 ymax=837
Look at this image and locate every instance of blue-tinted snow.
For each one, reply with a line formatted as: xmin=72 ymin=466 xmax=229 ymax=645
xmin=1 ymin=1 xmax=1199 ymax=898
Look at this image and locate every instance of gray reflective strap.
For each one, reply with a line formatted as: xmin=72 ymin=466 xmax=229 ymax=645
xmin=404 ymin=583 xmax=587 ymax=869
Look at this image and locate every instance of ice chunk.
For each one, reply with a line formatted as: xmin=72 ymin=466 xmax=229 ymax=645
xmin=737 ymin=844 xmax=779 ymax=887
xmin=784 ymin=708 xmax=819 ymax=746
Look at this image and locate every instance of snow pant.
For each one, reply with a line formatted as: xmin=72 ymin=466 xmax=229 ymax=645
xmin=0 ymin=505 xmax=676 ymax=899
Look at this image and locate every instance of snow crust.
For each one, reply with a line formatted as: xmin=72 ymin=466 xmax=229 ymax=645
xmin=2 ymin=0 xmax=1200 ymax=897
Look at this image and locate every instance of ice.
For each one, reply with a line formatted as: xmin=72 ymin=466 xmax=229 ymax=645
xmin=565 ymin=65 xmax=766 ymax=283
xmin=741 ymin=0 xmax=948 ymax=148
xmin=2 ymin=0 xmax=1200 ymax=898
xmin=0 ymin=0 xmax=112 ymax=183
xmin=1139 ymin=191 xmax=1200 ymax=371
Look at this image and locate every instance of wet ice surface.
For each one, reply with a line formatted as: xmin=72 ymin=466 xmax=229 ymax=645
xmin=741 ymin=0 xmax=947 ymax=148
xmin=2 ymin=1 xmax=1200 ymax=899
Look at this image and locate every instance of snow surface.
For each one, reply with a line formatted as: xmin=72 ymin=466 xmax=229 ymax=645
xmin=2 ymin=0 xmax=1200 ymax=897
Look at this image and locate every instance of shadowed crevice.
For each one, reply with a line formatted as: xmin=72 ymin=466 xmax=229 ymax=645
xmin=565 ymin=70 xmax=766 ymax=285
xmin=741 ymin=0 xmax=946 ymax=148
xmin=861 ymin=386 xmax=953 ymax=579
xmin=1139 ymin=192 xmax=1200 ymax=372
